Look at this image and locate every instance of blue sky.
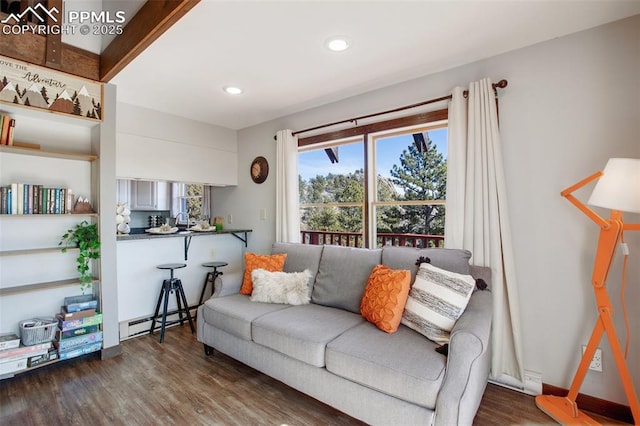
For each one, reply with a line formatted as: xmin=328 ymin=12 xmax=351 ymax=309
xmin=298 ymin=128 xmax=448 ymax=181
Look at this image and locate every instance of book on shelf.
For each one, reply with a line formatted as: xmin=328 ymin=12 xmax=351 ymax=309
xmin=6 ymin=118 xmax=14 ymax=146
xmin=0 ymin=342 xmax=52 ymax=361
xmin=59 ymin=307 xmax=96 ymax=320
xmin=56 ymin=313 xmax=102 ymax=332
xmin=0 ymin=357 xmax=27 ymax=375
xmin=0 ymin=333 xmax=20 ymax=350
xmin=63 ymin=295 xmax=98 ymax=313
xmin=0 ymin=186 xmax=8 ymax=214
xmin=27 ymin=348 xmax=58 ymax=368
xmin=0 ymin=115 xmax=15 ymax=146
xmin=54 ymin=331 xmax=102 ymax=351
xmin=56 ymin=324 xmax=99 ymax=340
xmin=58 ymin=341 xmax=101 ymax=361
xmin=0 ymin=183 xmax=75 ymax=215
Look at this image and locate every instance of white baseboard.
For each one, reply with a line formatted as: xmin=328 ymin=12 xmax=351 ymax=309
xmin=119 ymin=306 xmax=198 ymax=341
xmin=489 ymin=370 xmax=542 ymax=396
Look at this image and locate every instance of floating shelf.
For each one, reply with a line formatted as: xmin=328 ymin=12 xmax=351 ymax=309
xmin=0 ymin=144 xmax=97 ymax=161
xmin=0 ymin=247 xmax=77 ymax=256
xmin=0 ymin=277 xmax=97 ymax=296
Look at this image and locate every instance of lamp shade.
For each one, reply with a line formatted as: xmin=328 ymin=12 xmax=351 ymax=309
xmin=588 ymin=158 xmax=640 ymax=213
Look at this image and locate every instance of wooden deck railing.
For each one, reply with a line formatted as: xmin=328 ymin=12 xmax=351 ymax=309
xmin=300 ymin=230 xmax=444 ymax=248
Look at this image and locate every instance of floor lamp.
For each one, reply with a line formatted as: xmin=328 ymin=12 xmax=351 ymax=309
xmin=535 ymin=158 xmax=640 ymax=425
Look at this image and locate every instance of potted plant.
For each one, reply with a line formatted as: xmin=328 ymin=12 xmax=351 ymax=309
xmin=59 ymin=220 xmax=101 ymax=294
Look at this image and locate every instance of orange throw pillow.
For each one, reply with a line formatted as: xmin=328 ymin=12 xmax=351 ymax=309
xmin=240 ymin=253 xmax=287 ymax=295
xmin=360 ymin=264 xmax=411 ymax=333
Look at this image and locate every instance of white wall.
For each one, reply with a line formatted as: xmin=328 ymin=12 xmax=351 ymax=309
xmin=212 ymin=15 xmax=640 ymax=405
xmin=116 ymin=102 xmax=238 ymax=185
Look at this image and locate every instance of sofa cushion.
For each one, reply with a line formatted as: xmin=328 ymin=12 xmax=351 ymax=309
xmin=250 ymin=269 xmax=312 ymax=305
xmin=240 ymin=252 xmax=287 ymax=295
xmin=381 ymin=246 xmax=472 ymax=281
xmin=252 ymin=304 xmax=364 ymax=367
xmin=201 ymin=294 xmax=292 ymax=341
xmin=272 ymin=242 xmax=324 ymax=289
xmin=401 ymin=262 xmax=476 ymax=344
xmin=360 ymin=265 xmax=411 ymax=333
xmin=311 ymin=245 xmax=382 ymax=313
xmin=326 ymin=322 xmax=446 ymax=409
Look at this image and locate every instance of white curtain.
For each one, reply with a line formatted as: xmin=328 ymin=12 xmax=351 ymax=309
xmin=445 ymin=78 xmax=525 ymax=383
xmin=275 ymin=129 xmax=301 ymax=243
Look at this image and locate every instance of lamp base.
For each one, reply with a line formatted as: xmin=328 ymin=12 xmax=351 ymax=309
xmin=535 ymin=395 xmax=600 ymax=425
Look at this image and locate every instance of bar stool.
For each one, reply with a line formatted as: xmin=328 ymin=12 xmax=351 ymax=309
xmin=198 ymin=261 xmax=228 ymax=305
xmin=150 ymin=263 xmax=195 ymax=343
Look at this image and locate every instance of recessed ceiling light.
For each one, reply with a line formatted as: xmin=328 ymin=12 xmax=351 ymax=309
xmin=223 ymin=86 xmax=243 ymax=95
xmin=326 ymin=37 xmax=350 ymax=52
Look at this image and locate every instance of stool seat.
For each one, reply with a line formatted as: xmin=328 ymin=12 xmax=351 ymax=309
xmin=202 ymin=261 xmax=228 ymax=268
xmin=157 ymin=263 xmax=187 ymax=270
xmin=150 ymin=263 xmax=194 ymax=343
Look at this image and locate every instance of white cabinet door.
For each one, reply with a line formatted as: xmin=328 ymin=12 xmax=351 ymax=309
xmin=131 ymin=181 xmax=157 ymax=210
xmin=116 ymin=179 xmax=130 ymax=206
xmin=156 ymin=181 xmax=170 ymax=211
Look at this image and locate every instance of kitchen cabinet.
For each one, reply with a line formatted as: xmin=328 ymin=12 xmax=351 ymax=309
xmin=130 ymin=180 xmax=157 ymax=210
xmin=128 ymin=180 xmax=170 ymax=211
xmin=116 ymin=179 xmax=130 ymax=206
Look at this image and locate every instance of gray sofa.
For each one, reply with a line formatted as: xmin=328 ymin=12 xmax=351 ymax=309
xmin=197 ymin=243 xmax=493 ymax=425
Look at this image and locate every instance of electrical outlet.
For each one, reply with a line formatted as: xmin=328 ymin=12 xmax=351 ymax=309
xmin=227 ymin=213 xmax=233 ymax=224
xmin=582 ymin=345 xmax=603 ymax=372
xmin=209 ymin=249 xmax=216 ymax=260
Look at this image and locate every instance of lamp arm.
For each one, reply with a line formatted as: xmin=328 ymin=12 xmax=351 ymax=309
xmin=623 ymin=223 xmax=640 ymax=231
xmin=560 ymin=171 xmax=609 ymax=229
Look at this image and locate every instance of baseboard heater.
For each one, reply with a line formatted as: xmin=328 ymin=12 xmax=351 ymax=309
xmin=120 ymin=304 xmax=198 ymax=340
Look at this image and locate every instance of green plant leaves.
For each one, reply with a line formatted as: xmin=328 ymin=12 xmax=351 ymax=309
xmin=59 ymin=220 xmax=101 ymax=293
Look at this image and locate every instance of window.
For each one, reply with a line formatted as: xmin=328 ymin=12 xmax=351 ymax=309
xmin=298 ymin=110 xmax=447 ymax=248
xmin=174 ymin=183 xmax=207 ymax=222
xmin=371 ymin=126 xmax=447 ymax=248
xmin=299 ymin=138 xmax=365 ymax=246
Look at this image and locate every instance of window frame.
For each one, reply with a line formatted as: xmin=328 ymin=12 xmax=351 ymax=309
xmin=297 ymin=108 xmax=448 ymax=248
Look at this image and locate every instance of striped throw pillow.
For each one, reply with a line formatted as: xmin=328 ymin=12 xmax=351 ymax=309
xmin=400 ymin=262 xmax=475 ymax=344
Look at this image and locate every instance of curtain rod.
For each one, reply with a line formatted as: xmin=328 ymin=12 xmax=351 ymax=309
xmin=274 ymin=79 xmax=507 ymax=140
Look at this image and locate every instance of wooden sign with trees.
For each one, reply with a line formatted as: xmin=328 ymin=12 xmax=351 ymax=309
xmin=0 ymin=55 xmax=102 ymax=121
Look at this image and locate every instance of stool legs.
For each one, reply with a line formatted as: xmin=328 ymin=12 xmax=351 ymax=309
xmin=150 ymin=277 xmax=195 ymax=343
xmin=198 ymin=268 xmax=223 ymax=306
xmin=176 ymin=280 xmax=195 ymax=333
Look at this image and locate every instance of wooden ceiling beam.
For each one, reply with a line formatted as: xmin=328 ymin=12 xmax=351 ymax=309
xmin=0 ymin=26 xmax=100 ymax=80
xmin=99 ymin=0 xmax=201 ymax=82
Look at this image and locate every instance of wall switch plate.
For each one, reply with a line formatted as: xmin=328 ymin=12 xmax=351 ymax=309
xmin=582 ymin=345 xmax=603 ymax=372
xmin=260 ymin=208 xmax=267 ymax=220
xmin=227 ymin=213 xmax=233 ymax=224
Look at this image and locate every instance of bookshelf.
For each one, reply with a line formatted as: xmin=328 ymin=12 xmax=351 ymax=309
xmin=0 ymin=145 xmax=98 ymax=161
xmin=0 ymin=104 xmax=104 ymax=374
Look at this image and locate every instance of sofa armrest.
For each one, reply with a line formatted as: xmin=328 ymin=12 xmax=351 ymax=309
xmin=435 ymin=288 xmax=492 ymax=426
xmin=211 ymin=271 xmax=243 ymax=298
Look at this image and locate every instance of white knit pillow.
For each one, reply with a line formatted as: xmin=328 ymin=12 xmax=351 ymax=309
xmin=250 ymin=268 xmax=312 ymax=305
xmin=401 ymin=262 xmax=475 ymax=344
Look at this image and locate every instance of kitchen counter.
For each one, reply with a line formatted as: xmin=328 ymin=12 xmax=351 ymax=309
xmin=117 ymin=228 xmax=252 ymax=262
xmin=117 ymin=228 xmax=252 ymax=242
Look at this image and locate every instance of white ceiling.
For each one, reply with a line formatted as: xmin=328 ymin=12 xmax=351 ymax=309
xmin=108 ymin=1 xmax=640 ymax=130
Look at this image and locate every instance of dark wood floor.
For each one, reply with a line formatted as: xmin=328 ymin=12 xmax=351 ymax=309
xmin=0 ymin=323 xmax=623 ymax=425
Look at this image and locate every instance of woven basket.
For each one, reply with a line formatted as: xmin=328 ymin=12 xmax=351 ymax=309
xmin=19 ymin=318 xmax=57 ymax=346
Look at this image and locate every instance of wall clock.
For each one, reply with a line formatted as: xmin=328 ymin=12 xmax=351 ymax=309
xmin=250 ymin=156 xmax=269 ymax=184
